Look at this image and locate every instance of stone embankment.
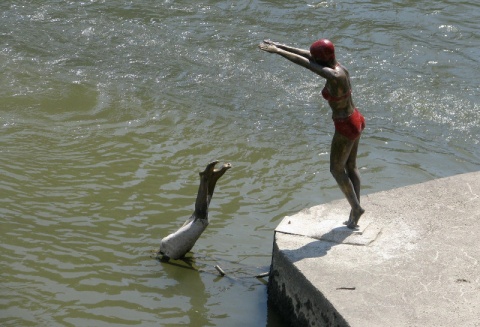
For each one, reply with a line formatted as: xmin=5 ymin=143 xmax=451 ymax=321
xmin=269 ymin=172 xmax=480 ymax=327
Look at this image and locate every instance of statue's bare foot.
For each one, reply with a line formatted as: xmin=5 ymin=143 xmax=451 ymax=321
xmin=213 ymin=162 xmax=232 ymax=175
xmin=201 ymin=160 xmax=220 ymax=178
xmin=343 ymin=210 xmax=354 ymax=226
xmin=347 ymin=207 xmax=365 ymax=229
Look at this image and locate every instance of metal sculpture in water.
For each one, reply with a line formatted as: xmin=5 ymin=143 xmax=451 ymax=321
xmin=158 ymin=161 xmax=231 ymax=260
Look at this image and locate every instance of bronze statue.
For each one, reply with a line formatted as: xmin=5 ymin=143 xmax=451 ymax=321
xmin=158 ymin=161 xmax=231 ymax=260
xmin=259 ymin=39 xmax=365 ymax=228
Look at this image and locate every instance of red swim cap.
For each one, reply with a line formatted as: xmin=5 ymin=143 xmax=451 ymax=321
xmin=310 ymin=39 xmax=335 ymax=62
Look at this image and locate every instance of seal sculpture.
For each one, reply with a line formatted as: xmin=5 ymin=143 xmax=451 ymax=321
xmin=158 ymin=161 xmax=231 ymax=260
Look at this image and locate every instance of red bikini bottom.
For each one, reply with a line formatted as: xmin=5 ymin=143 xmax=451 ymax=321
xmin=333 ymin=108 xmax=365 ymax=141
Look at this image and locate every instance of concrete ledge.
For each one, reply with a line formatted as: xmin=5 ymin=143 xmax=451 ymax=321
xmin=268 ymin=172 xmax=480 ymax=327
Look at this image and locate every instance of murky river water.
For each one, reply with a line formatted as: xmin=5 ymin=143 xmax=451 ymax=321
xmin=1 ymin=1 xmax=479 ymax=326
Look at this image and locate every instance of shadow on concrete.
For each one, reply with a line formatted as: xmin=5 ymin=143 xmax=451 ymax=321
xmin=279 ymin=226 xmax=355 ymax=262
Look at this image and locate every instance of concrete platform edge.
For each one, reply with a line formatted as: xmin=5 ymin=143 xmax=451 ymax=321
xmin=268 ymin=233 xmax=350 ymax=327
xmin=268 ymin=172 xmax=480 ymax=327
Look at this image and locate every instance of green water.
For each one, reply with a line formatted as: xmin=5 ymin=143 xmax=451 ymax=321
xmin=1 ymin=1 xmax=479 ymax=326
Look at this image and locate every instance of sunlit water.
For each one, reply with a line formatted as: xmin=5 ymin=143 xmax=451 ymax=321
xmin=1 ymin=1 xmax=479 ymax=326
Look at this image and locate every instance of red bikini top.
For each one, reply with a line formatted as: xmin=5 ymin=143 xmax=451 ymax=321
xmin=322 ymin=86 xmax=352 ymax=102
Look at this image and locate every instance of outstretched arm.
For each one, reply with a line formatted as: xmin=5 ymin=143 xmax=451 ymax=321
xmin=263 ymin=40 xmax=312 ymax=59
xmin=259 ymin=41 xmax=338 ymax=80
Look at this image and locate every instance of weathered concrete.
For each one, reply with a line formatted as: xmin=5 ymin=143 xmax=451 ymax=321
xmin=268 ymin=171 xmax=480 ymax=327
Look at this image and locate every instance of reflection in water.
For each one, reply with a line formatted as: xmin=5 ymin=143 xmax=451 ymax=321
xmin=161 ymin=257 xmax=211 ymax=326
xmin=157 ymin=254 xmax=271 ymax=326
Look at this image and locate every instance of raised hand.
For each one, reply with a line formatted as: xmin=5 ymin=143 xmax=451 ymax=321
xmin=263 ymin=39 xmax=276 ymax=45
xmin=258 ymin=42 xmax=278 ymax=53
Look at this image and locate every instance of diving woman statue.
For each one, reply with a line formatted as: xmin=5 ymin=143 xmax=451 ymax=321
xmin=158 ymin=161 xmax=231 ymax=260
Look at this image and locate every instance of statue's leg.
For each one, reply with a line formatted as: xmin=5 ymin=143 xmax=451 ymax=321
xmin=346 ymin=138 xmax=363 ymax=227
xmin=207 ymin=163 xmax=232 ymax=205
xmin=194 ymin=161 xmax=231 ymax=219
xmin=330 ymin=133 xmax=364 ymax=229
xmin=159 ymin=161 xmax=231 ymax=260
xmin=194 ymin=161 xmax=218 ymax=219
xmin=344 ymin=138 xmax=362 ymax=226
